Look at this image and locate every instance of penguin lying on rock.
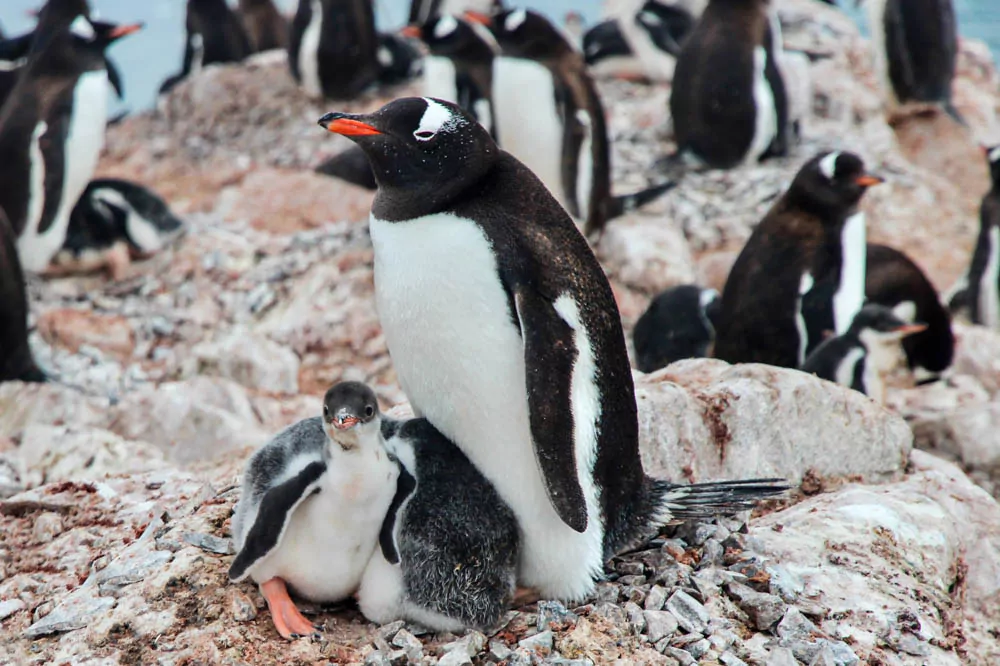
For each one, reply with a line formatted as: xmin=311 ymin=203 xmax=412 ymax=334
xmin=633 ymin=284 xmax=720 ymax=373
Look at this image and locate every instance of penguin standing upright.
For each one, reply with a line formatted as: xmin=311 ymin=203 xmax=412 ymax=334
xmin=633 ymin=284 xmax=720 ymax=373
xmin=472 ymin=9 xmax=674 ymax=236
xmin=160 ymin=0 xmax=252 ymax=95
xmin=0 ymin=208 xmax=44 ymax=383
xmin=948 ymin=144 xmax=1000 ymax=329
xmin=865 ymin=243 xmax=953 ymax=383
xmin=229 ymin=382 xmax=399 ymax=640
xmin=669 ymin=0 xmax=789 ymax=168
xmin=0 ymin=3 xmax=142 ymax=273
xmin=238 ymin=0 xmax=289 ymax=53
xmin=861 ymin=0 xmax=961 ymax=122
xmin=802 ymin=304 xmax=926 ymax=404
xmin=714 ymin=151 xmax=882 ymax=368
xmin=319 ymin=96 xmax=788 ymax=601
xmin=289 ymin=0 xmax=380 ymax=100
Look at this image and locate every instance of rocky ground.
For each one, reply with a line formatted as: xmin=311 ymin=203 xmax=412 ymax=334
xmin=2 ymin=0 xmax=1000 ymax=663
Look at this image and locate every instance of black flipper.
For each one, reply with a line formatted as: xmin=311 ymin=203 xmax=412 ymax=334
xmin=514 ymin=286 xmax=588 ymax=533
xmin=378 ymin=464 xmax=416 ymax=565
xmin=0 ymin=210 xmax=44 ymax=383
xmin=106 ymin=57 xmax=125 ymax=100
xmin=606 ymin=181 xmax=677 ymax=221
xmin=315 ymin=147 xmax=378 ymax=190
xmin=228 ymin=460 xmax=326 ymax=582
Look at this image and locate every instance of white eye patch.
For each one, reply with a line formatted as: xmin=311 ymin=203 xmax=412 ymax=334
xmin=414 ymin=97 xmax=457 ymax=141
xmin=505 ymin=9 xmax=527 ymax=32
xmin=433 ymin=15 xmax=459 ymax=39
xmin=70 ymin=15 xmax=96 ymax=41
xmin=819 ymin=151 xmax=840 ymax=180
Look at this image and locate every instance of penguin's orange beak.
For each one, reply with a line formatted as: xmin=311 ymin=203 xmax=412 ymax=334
xmin=855 ymin=174 xmax=884 ymax=187
xmin=318 ymin=113 xmax=382 ymax=136
xmin=894 ymin=323 xmax=928 ymax=336
xmin=109 ymin=23 xmax=144 ymax=39
xmin=333 ymin=416 xmax=360 ymax=430
xmin=464 ymin=11 xmax=493 ymax=26
xmin=400 ymin=25 xmax=422 ymax=39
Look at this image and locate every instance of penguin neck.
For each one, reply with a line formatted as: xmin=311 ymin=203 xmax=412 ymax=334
xmin=326 ymin=419 xmax=381 ymax=455
xmin=784 ymin=189 xmax=858 ymax=227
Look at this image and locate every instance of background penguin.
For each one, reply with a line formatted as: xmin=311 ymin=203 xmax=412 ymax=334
xmin=375 ymin=33 xmax=423 ymax=86
xmin=621 ymin=0 xmax=698 ymax=81
xmin=472 ymin=9 xmax=675 ymax=237
xmin=0 ymin=208 xmax=45 ymax=384
xmin=0 ymin=6 xmax=143 ymax=274
xmin=47 ymin=179 xmax=187 ymax=279
xmin=319 ymin=96 xmax=788 ymax=601
xmin=356 ymin=389 xmax=519 ymax=633
xmin=865 ymin=243 xmax=954 ymax=383
xmin=289 ymin=0 xmax=380 ymax=100
xmin=582 ymin=19 xmax=646 ymax=80
xmin=633 ymin=284 xmax=720 ymax=373
xmin=801 ymin=303 xmax=927 ymax=404
xmin=237 ymin=0 xmax=289 ymax=53
xmin=948 ymin=144 xmax=1000 ymax=329
xmin=229 ymin=382 xmax=399 ymax=640
xmin=409 ymin=0 xmax=504 ymax=25
xmin=714 ymin=151 xmax=882 ymax=368
xmin=160 ymin=0 xmax=252 ymax=96
xmin=669 ymin=0 xmax=790 ymax=169
xmin=861 ymin=0 xmax=962 ymax=123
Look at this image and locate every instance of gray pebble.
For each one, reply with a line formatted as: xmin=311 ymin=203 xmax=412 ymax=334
xmin=897 ymin=633 xmax=930 ymax=657
xmin=519 ymin=629 xmax=553 ymax=656
xmin=592 ymin=582 xmax=620 ymax=604
xmin=725 ymin=581 xmax=787 ymax=630
xmin=684 ymin=638 xmax=711 ymax=660
xmin=593 ymin=602 xmax=627 ymax=625
xmin=364 ymin=650 xmax=391 ymax=666
xmin=664 ymin=645 xmax=696 ymax=666
xmin=809 ymin=645 xmax=838 ymax=666
xmin=665 ymin=590 xmax=709 ymax=634
xmin=699 ymin=539 xmax=724 ymax=568
xmin=228 ymin=588 xmax=256 ymax=622
xmin=488 ymin=639 xmax=512 ymax=661
xmin=644 ymin=585 xmax=668 ymax=611
xmin=776 ymin=607 xmax=819 ymax=641
xmin=33 ymin=513 xmax=64 ymax=544
xmin=436 ymin=649 xmax=472 ymax=666
xmin=181 ymin=532 xmax=231 ymax=555
xmin=766 ymin=646 xmax=799 ymax=666
xmin=719 ymin=652 xmax=748 ymax=666
xmin=624 ymin=586 xmax=646 ymax=605
xmin=617 ymin=561 xmax=645 ymax=576
xmin=624 ymin=601 xmax=646 ymax=634
xmin=643 ymin=610 xmax=679 ymax=643
xmin=391 ymin=628 xmax=423 ymax=662
xmin=536 ymin=600 xmax=578 ymax=631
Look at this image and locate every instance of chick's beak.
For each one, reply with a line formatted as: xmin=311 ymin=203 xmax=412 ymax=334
xmin=318 ymin=112 xmax=382 ymax=137
xmin=400 ymin=25 xmax=422 ymax=39
xmin=109 ymin=22 xmax=144 ymax=39
xmin=332 ymin=413 xmax=360 ymax=430
xmin=855 ymin=173 xmax=884 ymax=187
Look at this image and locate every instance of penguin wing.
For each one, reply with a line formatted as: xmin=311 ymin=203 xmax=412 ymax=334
xmin=377 ymin=463 xmax=416 ymax=565
xmin=228 ymin=460 xmax=326 ymax=582
xmin=513 ymin=284 xmax=589 ymax=534
xmin=0 ymin=32 xmax=34 ymax=62
xmin=106 ymin=57 xmax=124 ymax=100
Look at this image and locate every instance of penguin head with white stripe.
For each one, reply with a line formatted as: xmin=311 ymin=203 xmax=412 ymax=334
xmin=466 ymin=8 xmax=576 ymax=61
xmin=981 ymin=143 xmax=1000 ymax=187
xmin=400 ymin=14 xmax=499 ymax=59
xmin=322 ymin=381 xmax=381 ymax=452
xmin=788 ymin=151 xmax=884 ymax=218
xmin=849 ymin=304 xmax=927 ymax=341
xmin=319 ymin=97 xmax=497 ymax=207
xmin=635 ymin=1 xmax=697 ymax=57
xmin=81 ymin=179 xmax=187 ymax=255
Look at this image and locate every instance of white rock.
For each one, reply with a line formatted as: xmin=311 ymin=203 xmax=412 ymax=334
xmin=597 ymin=216 xmax=696 ymax=294
xmin=189 ymin=327 xmax=300 ymax=394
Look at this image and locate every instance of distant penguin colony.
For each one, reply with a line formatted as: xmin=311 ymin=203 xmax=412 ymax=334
xmin=320 ymin=96 xmax=787 ymax=600
xmin=714 ymin=151 xmax=881 ymax=368
xmin=160 ymin=0 xmax=252 ymax=95
xmin=633 ymin=284 xmax=719 ymax=373
xmin=289 ymin=0 xmax=380 ymax=100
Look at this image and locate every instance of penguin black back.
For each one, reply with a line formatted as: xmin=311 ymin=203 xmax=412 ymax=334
xmin=238 ymin=0 xmax=289 ymax=53
xmin=879 ymin=0 xmax=958 ymax=107
xmin=865 ymin=243 xmax=953 ymax=380
xmin=289 ymin=0 xmax=380 ymax=100
xmin=0 ymin=208 xmax=44 ymax=383
xmin=633 ymin=285 xmax=719 ymax=373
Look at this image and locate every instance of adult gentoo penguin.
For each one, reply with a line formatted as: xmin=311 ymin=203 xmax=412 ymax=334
xmin=633 ymin=284 xmax=720 ymax=373
xmin=319 ymin=96 xmax=788 ymax=600
xmin=237 ymin=0 xmax=289 ymax=53
xmin=0 ymin=208 xmax=45 ymax=383
xmin=860 ymin=0 xmax=961 ymax=123
xmin=354 ymin=384 xmax=519 ymax=632
xmin=669 ymin=0 xmax=789 ymax=168
xmin=714 ymin=151 xmax=881 ymax=368
xmin=470 ymin=9 xmax=674 ymax=237
xmin=865 ymin=243 xmax=954 ymax=383
xmin=802 ymin=304 xmax=926 ymax=404
xmin=48 ymin=179 xmax=187 ymax=279
xmin=0 ymin=4 xmax=143 ymax=273
xmin=160 ymin=0 xmax=252 ymax=96
xmin=948 ymin=145 xmax=1000 ymax=330
xmin=289 ymin=0 xmax=380 ymax=100
xmin=229 ymin=382 xmax=399 ymax=640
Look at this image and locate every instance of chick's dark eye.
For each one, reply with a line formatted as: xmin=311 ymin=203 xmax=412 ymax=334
xmin=365 ymin=405 xmax=375 ymax=418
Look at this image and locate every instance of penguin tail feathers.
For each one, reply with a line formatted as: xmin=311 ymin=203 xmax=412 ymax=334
xmin=651 ymin=477 xmax=791 ymax=524
xmin=607 ymin=181 xmax=677 ymax=221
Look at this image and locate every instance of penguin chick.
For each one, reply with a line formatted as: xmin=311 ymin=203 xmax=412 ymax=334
xmin=801 ymin=303 xmax=926 ymax=404
xmin=357 ymin=397 xmax=519 ymax=633
xmin=229 ymin=382 xmax=399 ymax=640
xmin=633 ymin=284 xmax=719 ymax=373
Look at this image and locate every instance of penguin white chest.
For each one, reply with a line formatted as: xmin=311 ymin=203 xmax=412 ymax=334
xmin=746 ymin=46 xmax=777 ymax=165
xmin=299 ymin=0 xmax=324 ymax=98
xmin=833 ymin=212 xmax=867 ymax=335
xmin=18 ymin=70 xmax=108 ymax=272
xmin=979 ymin=225 xmax=1000 ymax=329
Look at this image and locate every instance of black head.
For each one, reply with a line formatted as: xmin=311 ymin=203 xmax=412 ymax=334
xmin=787 ymin=151 xmax=883 ymax=219
xmin=848 ymin=304 xmax=926 ymax=338
xmin=635 ymin=1 xmax=696 ymax=56
xmin=318 ymin=96 xmax=498 ymax=216
xmin=582 ymin=19 xmax=632 ymax=66
xmin=982 ymin=144 xmax=1000 ymax=188
xmin=401 ymin=14 xmax=497 ymax=62
xmin=468 ymin=8 xmax=574 ymax=61
xmin=323 ymin=381 xmax=380 ymax=431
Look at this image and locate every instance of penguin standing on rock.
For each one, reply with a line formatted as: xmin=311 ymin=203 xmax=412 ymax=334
xmin=0 ymin=2 xmax=143 ymax=273
xmin=714 ymin=151 xmax=882 ymax=368
xmin=633 ymin=285 xmax=720 ymax=373
xmin=470 ymin=9 xmax=675 ymax=237
xmin=160 ymin=0 xmax=252 ymax=95
xmin=802 ymin=304 xmax=926 ymax=404
xmin=0 ymin=208 xmax=45 ymax=383
xmin=669 ymin=0 xmax=790 ymax=169
xmin=229 ymin=382 xmax=399 ymax=641
xmin=319 ymin=96 xmax=789 ymax=601
xmin=238 ymin=0 xmax=289 ymax=53
xmin=865 ymin=243 xmax=953 ymax=383
xmin=289 ymin=0 xmax=380 ymax=100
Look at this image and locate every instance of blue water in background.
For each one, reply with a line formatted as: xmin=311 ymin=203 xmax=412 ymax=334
xmin=1 ymin=0 xmax=997 ymax=114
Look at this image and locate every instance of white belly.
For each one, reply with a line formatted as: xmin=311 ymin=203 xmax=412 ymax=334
xmin=370 ymin=212 xmax=604 ymax=601
xmin=835 ymin=346 xmax=865 ymax=389
xmin=746 ymin=46 xmax=777 ymax=165
xmin=422 ymin=56 xmax=458 ymax=105
xmin=980 ymin=225 xmax=1000 ymax=329
xmin=833 ymin=212 xmax=867 ymax=335
xmin=492 ymin=57 xmax=566 ymax=208
xmin=18 ymin=70 xmax=107 ymax=272
xmin=299 ymin=0 xmax=323 ymax=99
xmin=575 ymin=110 xmax=593 ymax=224
xmin=251 ymin=446 xmax=399 ymax=601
